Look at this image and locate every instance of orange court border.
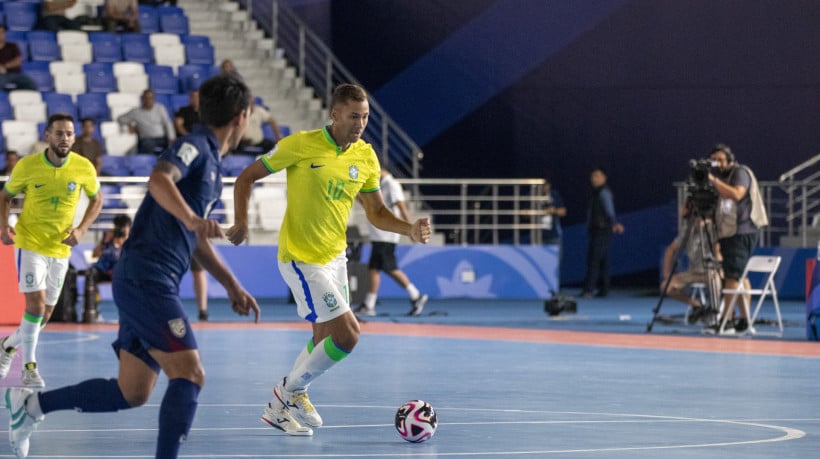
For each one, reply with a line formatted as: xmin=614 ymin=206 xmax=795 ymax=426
xmin=16 ymin=321 xmax=820 ymax=359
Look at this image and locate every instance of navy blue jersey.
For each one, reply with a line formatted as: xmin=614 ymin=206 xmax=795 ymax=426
xmin=116 ymin=125 xmax=223 ymax=286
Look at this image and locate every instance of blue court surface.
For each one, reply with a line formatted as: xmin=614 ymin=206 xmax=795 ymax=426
xmin=1 ymin=291 xmax=818 ymax=458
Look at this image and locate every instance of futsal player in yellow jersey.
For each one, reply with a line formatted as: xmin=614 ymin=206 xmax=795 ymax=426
xmin=228 ymin=83 xmax=432 ymax=435
xmin=0 ymin=114 xmax=102 ymax=388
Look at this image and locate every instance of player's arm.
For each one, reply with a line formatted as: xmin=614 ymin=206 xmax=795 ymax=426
xmin=226 ymin=159 xmax=271 ymax=245
xmin=0 ymin=188 xmax=14 ymax=245
xmin=192 ymin=238 xmax=260 ymax=322
xmin=360 ymin=191 xmax=431 ymax=244
xmin=173 ymin=115 xmax=188 ymax=137
xmin=148 ymin=160 xmax=222 ymax=240
xmin=62 ymin=192 xmax=103 ymax=246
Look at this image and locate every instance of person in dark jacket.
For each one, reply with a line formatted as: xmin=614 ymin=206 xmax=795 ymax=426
xmin=581 ymin=167 xmax=624 ymax=298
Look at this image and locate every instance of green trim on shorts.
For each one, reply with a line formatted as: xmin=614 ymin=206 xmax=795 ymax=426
xmin=322 ymin=336 xmax=350 ymax=362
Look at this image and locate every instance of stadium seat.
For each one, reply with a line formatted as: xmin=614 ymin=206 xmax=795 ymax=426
xmin=26 ymin=31 xmax=56 ymax=43
xmin=3 ymin=3 xmax=38 ymax=31
xmin=104 ymin=133 xmax=138 ymax=156
xmin=159 ymin=14 xmax=189 ymax=36
xmin=182 ymin=35 xmax=211 ymax=47
xmin=99 ymin=120 xmax=120 ymax=138
xmin=222 ymin=155 xmax=256 ymax=177
xmin=153 ymin=43 xmax=186 ymax=69
xmin=146 ymin=65 xmax=179 ymax=95
xmin=177 ymin=64 xmax=209 ymax=93
xmin=105 ymin=92 xmax=140 ymax=121
xmin=0 ymin=98 xmax=14 ymax=122
xmin=77 ymin=92 xmax=111 ymax=121
xmin=127 ymin=153 xmax=157 ymax=176
xmin=88 ymin=32 xmax=120 ymax=44
xmin=22 ymin=61 xmax=55 ymax=93
xmin=84 ymin=62 xmax=118 ymax=93
xmin=5 ymin=31 xmax=29 ymax=62
xmin=28 ymin=38 xmax=61 ymax=62
xmin=2 ymin=120 xmax=39 ymax=154
xmin=43 ymin=92 xmax=78 ymax=119
xmin=57 ymin=30 xmax=89 ymax=47
xmin=60 ymin=42 xmax=93 ymax=64
xmin=50 ymin=61 xmax=87 ymax=96
xmin=148 ymin=33 xmax=180 ymax=48
xmin=100 ymin=155 xmax=129 ymax=176
xmin=280 ymin=125 xmax=291 ymax=138
xmin=119 ymin=184 xmax=147 ymax=210
xmin=99 ymin=183 xmax=127 ymax=210
xmin=170 ymin=93 xmax=190 ymax=114
xmin=92 ymin=39 xmax=123 ymax=63
xmin=184 ymin=42 xmax=214 ymax=66
xmin=137 ymin=5 xmax=160 ymax=34
xmin=8 ymin=90 xmax=43 ymax=107
xmin=121 ymin=34 xmax=154 ymax=64
xmin=113 ymin=62 xmax=149 ymax=94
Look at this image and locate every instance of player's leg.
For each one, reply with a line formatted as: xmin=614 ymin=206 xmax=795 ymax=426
xmin=190 ymin=259 xmax=208 ymax=321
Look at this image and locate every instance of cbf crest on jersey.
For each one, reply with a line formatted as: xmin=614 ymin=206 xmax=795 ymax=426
xmin=168 ymin=318 xmax=187 ymax=338
xmin=349 ymin=165 xmax=359 ymax=180
xmin=67 ymin=181 xmax=77 ymax=193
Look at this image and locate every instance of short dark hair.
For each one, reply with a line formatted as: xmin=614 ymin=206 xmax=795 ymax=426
xmin=198 ymin=73 xmax=251 ymax=128
xmin=710 ymin=143 xmax=734 ymax=163
xmin=47 ymin=113 xmax=75 ymax=130
xmin=331 ymin=83 xmax=367 ymax=108
xmin=80 ymin=117 xmax=96 ymax=125
xmin=112 ymin=214 xmax=132 ymax=238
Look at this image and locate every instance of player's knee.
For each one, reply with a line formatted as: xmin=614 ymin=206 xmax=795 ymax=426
xmin=123 ymin=387 xmax=153 ymax=407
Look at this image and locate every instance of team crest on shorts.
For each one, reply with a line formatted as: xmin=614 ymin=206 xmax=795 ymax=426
xmin=323 ymin=292 xmax=339 ymax=312
xmin=168 ymin=318 xmax=187 ymax=338
xmin=67 ymin=182 xmax=77 ymax=192
xmin=349 ymin=165 xmax=358 ymax=180
xmin=24 ymin=273 xmax=34 ymax=287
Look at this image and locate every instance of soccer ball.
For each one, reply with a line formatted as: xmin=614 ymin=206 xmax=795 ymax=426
xmin=395 ymin=399 xmax=438 ymax=443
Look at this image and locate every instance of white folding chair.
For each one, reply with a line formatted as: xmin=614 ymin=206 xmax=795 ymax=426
xmin=718 ymin=255 xmax=783 ymax=337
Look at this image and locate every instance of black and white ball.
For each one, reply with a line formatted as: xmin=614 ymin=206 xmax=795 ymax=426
xmin=395 ymin=399 xmax=438 ymax=442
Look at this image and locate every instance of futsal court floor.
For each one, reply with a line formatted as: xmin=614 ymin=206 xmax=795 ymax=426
xmin=0 ymin=291 xmax=818 ymax=458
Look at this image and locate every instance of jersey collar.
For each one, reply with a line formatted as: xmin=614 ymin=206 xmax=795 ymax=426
xmin=322 ymin=126 xmax=344 ymax=156
xmin=42 ymin=149 xmax=71 ymax=168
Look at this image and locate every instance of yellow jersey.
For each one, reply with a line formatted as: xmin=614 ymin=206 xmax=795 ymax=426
xmin=261 ymin=127 xmax=380 ymax=265
xmin=4 ymin=152 xmax=100 ymax=258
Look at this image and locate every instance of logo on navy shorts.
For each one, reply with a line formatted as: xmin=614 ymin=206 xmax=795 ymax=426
xmin=349 ymin=165 xmax=358 ymax=180
xmin=168 ymin=318 xmax=187 ymax=338
xmin=323 ymin=292 xmax=339 ymax=312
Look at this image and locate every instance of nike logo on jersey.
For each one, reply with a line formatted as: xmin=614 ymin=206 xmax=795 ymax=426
xmin=310 ymin=163 xmax=324 ymax=169
xmin=34 ymin=184 xmax=45 ymax=188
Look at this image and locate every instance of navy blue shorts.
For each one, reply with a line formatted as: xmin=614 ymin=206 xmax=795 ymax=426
xmin=111 ymin=275 xmax=197 ymax=373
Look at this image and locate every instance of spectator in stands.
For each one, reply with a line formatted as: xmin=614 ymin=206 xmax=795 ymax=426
xmin=102 ymin=0 xmax=141 ymax=33
xmin=72 ymin=118 xmax=104 ymax=175
xmin=0 ymin=150 xmax=18 ymax=176
xmin=238 ymin=101 xmax=282 ymax=154
xmin=85 ymin=214 xmax=132 ymax=323
xmin=173 ymin=89 xmax=200 ymax=137
xmin=37 ymin=0 xmax=83 ymax=32
xmin=219 ymin=59 xmax=243 ymax=81
xmin=581 ymin=167 xmax=624 ymax=298
xmin=117 ymin=89 xmax=175 ymax=155
xmin=0 ymin=26 xmax=38 ymax=92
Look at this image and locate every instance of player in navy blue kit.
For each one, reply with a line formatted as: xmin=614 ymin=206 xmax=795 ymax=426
xmin=4 ymin=74 xmax=261 ymax=459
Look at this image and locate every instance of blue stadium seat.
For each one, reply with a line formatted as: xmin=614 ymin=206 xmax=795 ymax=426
xmin=156 ymin=5 xmax=185 ymax=17
xmin=3 ymin=3 xmax=38 ymax=31
xmin=84 ymin=63 xmax=118 ymax=93
xmin=99 ymin=184 xmax=127 ymax=210
xmin=76 ymin=93 xmax=111 ymax=121
xmin=100 ymin=155 xmax=129 ymax=177
xmin=160 ymin=14 xmax=189 ymax=36
xmin=137 ymin=5 xmax=160 ymax=34
xmin=88 ymin=32 xmax=120 ymax=44
xmin=182 ymin=35 xmax=211 ymax=47
xmin=126 ymin=154 xmax=157 ymax=176
xmin=92 ymin=40 xmax=123 ymax=63
xmin=280 ymin=125 xmax=291 ymax=138
xmin=222 ymin=155 xmax=256 ymax=177
xmin=25 ymin=31 xmax=56 ymax=42
xmin=28 ymin=38 xmax=61 ymax=62
xmin=146 ymin=65 xmax=179 ymax=95
xmin=0 ymin=97 xmax=13 ymax=122
xmin=22 ymin=61 xmax=55 ymax=93
xmin=170 ymin=93 xmax=190 ymax=114
xmin=121 ymin=33 xmax=153 ymax=64
xmin=153 ymin=93 xmax=174 ymax=119
xmin=43 ymin=92 xmax=77 ymax=119
xmin=262 ymin=123 xmax=277 ymax=141
xmin=177 ymin=64 xmax=209 ymax=93
xmin=184 ymin=42 xmax=214 ymax=66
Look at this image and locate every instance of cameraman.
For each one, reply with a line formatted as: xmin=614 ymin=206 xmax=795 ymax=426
xmin=84 ymin=214 xmax=132 ymax=323
xmin=705 ymin=144 xmax=761 ymax=334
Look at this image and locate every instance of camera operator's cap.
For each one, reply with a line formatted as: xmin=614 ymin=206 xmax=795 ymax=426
xmin=710 ymin=143 xmax=734 ymax=163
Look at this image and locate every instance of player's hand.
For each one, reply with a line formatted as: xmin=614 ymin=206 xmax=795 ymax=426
xmin=225 ymin=223 xmax=248 ymax=246
xmin=613 ymin=223 xmax=625 ymax=235
xmin=0 ymin=226 xmax=14 ymax=245
xmin=189 ymin=217 xmax=224 ymax=240
xmin=61 ymin=228 xmax=84 ymax=246
xmin=229 ymin=286 xmax=260 ymax=323
xmin=410 ymin=218 xmax=432 ymax=244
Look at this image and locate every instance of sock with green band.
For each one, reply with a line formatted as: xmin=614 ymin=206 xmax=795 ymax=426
xmin=285 ymin=336 xmax=350 ymax=391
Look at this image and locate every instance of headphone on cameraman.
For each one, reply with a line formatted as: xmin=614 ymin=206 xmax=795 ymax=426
xmin=710 ymin=143 xmax=734 ymax=164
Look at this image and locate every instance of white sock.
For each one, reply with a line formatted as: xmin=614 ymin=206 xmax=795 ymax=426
xmin=19 ymin=312 xmax=43 ymax=364
xmin=406 ymin=284 xmax=420 ymax=301
xmin=364 ymin=293 xmax=377 ymax=309
xmin=285 ymin=337 xmax=349 ymax=392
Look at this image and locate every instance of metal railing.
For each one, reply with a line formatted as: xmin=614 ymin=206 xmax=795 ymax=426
xmin=244 ymin=0 xmax=424 ymax=179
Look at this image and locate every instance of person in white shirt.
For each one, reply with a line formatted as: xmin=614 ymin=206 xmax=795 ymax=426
xmin=355 ymin=166 xmax=428 ymax=317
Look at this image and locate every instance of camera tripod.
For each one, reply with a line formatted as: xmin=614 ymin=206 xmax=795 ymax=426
xmin=647 ymin=210 xmax=722 ymax=333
